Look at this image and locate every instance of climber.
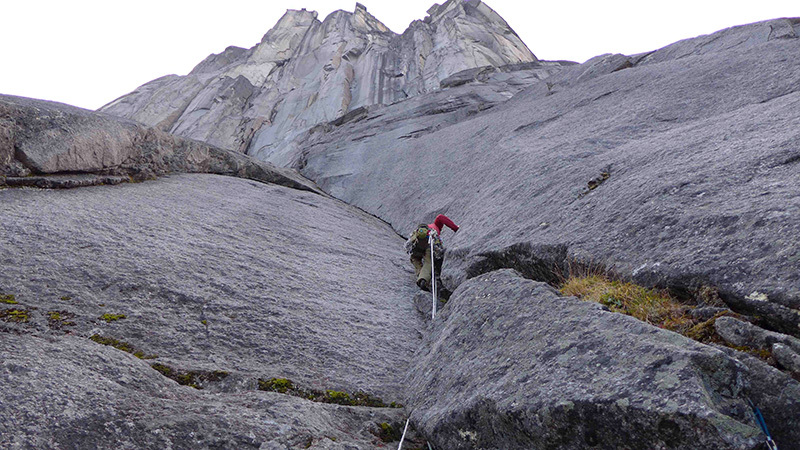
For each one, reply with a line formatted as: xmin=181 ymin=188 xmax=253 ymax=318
xmin=404 ymin=214 xmax=459 ymax=291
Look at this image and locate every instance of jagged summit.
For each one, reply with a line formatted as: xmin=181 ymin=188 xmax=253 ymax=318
xmin=100 ymin=0 xmax=543 ymax=161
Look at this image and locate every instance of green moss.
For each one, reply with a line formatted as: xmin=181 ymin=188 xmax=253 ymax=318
xmin=150 ymin=363 xmax=228 ymax=389
xmin=324 ymin=390 xmax=352 ymax=405
xmin=259 ymin=377 xmax=294 ymax=393
xmin=99 ymin=313 xmax=126 ymax=322
xmin=200 ymin=319 xmax=208 ymax=326
xmin=60 ymin=295 xmax=72 ymax=301
xmin=89 ymin=334 xmax=157 ymax=359
xmin=377 ymin=422 xmax=402 ymax=443
xmin=0 ymin=294 xmax=18 ymax=304
xmin=256 ymin=376 xmax=397 ymax=408
xmin=151 ymin=362 xmax=173 ymax=377
xmin=47 ymin=310 xmax=77 ymax=329
xmin=0 ymin=308 xmax=29 ymax=323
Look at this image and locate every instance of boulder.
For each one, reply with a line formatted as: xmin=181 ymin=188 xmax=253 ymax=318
xmin=404 ymin=269 xmax=766 ymax=449
xmin=771 ymin=343 xmax=800 ymax=373
xmin=714 ymin=316 xmax=800 ymax=353
xmin=715 ymin=346 xmax=800 ymax=449
xmin=0 ymin=94 xmax=319 ymax=193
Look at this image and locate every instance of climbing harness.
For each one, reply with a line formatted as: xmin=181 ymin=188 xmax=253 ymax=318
xmin=747 ymin=397 xmax=778 ymax=450
xmin=429 ymin=232 xmax=437 ymax=320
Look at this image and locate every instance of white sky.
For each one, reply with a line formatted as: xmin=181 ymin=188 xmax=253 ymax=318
xmin=1 ymin=1 xmax=798 ymax=110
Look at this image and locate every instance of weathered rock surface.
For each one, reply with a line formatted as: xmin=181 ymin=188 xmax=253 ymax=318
xmin=715 ymin=316 xmax=800 ymax=353
xmin=100 ymin=0 xmax=548 ymax=160
xmin=6 ymin=7 xmax=800 ymax=450
xmin=716 ymin=346 xmax=800 ymax=450
xmin=0 ymin=174 xmax=424 ymax=447
xmin=771 ymin=343 xmax=800 ymax=373
xmin=1 ymin=333 xmax=407 ymax=449
xmin=404 ymin=269 xmax=788 ymax=449
xmin=280 ymin=18 xmax=800 ymax=336
xmin=0 ymin=94 xmax=318 ymax=193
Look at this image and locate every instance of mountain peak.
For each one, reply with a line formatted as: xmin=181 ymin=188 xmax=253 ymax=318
xmin=100 ymin=0 xmax=537 ymax=157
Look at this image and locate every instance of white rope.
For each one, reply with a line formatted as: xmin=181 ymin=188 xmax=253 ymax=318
xmin=429 ymin=233 xmax=437 ymax=320
xmin=397 ymin=417 xmax=411 ymax=449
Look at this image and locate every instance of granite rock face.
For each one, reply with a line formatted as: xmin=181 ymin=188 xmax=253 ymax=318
xmin=0 ymin=174 xmax=424 ymax=447
xmin=5 ymin=7 xmax=800 ymax=450
xmin=0 ymin=94 xmax=318 ymax=193
xmin=404 ymin=269 xmax=776 ymax=449
xmin=281 ymin=18 xmax=800 ymax=336
xmin=100 ymin=0 xmax=544 ymax=161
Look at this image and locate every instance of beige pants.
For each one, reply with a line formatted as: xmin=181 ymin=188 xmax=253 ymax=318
xmin=411 ymin=249 xmax=432 ymax=285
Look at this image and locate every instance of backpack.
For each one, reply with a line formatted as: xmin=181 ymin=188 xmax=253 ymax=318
xmin=408 ymin=224 xmax=445 ymax=260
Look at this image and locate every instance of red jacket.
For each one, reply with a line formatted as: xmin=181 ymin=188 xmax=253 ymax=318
xmin=428 ymin=214 xmax=459 ymax=236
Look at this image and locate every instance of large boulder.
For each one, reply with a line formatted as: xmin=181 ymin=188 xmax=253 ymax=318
xmin=0 ymin=174 xmax=425 ymax=446
xmin=0 ymin=94 xmax=318 ymax=193
xmin=404 ymin=269 xmax=798 ymax=449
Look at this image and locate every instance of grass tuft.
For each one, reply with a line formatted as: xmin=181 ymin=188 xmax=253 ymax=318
xmin=560 ymin=275 xmax=693 ymax=334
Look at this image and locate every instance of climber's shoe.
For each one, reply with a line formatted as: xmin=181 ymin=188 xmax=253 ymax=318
xmin=417 ymin=278 xmax=430 ymax=291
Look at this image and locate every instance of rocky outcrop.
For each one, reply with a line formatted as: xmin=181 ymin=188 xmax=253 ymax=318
xmin=100 ymin=0 xmax=547 ymax=161
xmin=0 ymin=174 xmax=424 ymax=448
xmin=405 ymin=269 xmax=780 ymax=449
xmin=280 ymin=18 xmax=800 ymax=337
xmin=0 ymin=94 xmax=318 ymax=192
xmin=715 ymin=316 xmax=800 ymax=353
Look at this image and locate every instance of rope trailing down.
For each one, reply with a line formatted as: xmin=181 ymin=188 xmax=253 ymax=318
xmin=397 ymin=417 xmax=410 ymax=449
xmin=429 ymin=233 xmax=437 ymax=320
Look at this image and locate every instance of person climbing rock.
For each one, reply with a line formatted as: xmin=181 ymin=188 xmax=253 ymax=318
xmin=404 ymin=214 xmax=459 ymax=292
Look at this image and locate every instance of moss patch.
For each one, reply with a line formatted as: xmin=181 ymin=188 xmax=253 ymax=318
xmin=376 ymin=422 xmax=402 ymax=443
xmin=0 ymin=308 xmax=30 ymax=323
xmin=99 ymin=313 xmax=126 ymax=322
xmin=89 ymin=334 xmax=158 ymax=359
xmin=60 ymin=295 xmax=72 ymax=301
xmin=0 ymin=294 xmax=18 ymax=305
xmin=151 ymin=363 xmax=229 ymax=390
xmin=257 ymin=377 xmax=402 ymax=408
xmin=47 ymin=310 xmax=77 ymax=330
xmin=258 ymin=377 xmax=293 ymax=393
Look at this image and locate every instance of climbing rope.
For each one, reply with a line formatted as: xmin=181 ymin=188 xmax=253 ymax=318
xmin=747 ymin=397 xmax=778 ymax=450
xmin=429 ymin=233 xmax=437 ymax=320
xmin=397 ymin=417 xmax=410 ymax=449
xmin=399 ymin=233 xmax=440 ymax=450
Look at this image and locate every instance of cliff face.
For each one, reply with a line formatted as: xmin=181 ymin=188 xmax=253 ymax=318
xmin=100 ymin=0 xmax=541 ymax=164
xmin=286 ymin=17 xmax=800 ymax=335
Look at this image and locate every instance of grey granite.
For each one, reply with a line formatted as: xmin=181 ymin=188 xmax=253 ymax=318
xmin=403 ymin=269 xmax=781 ymax=449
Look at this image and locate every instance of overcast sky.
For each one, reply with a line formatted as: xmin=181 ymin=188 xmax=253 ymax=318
xmin=2 ymin=0 xmax=797 ymax=110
